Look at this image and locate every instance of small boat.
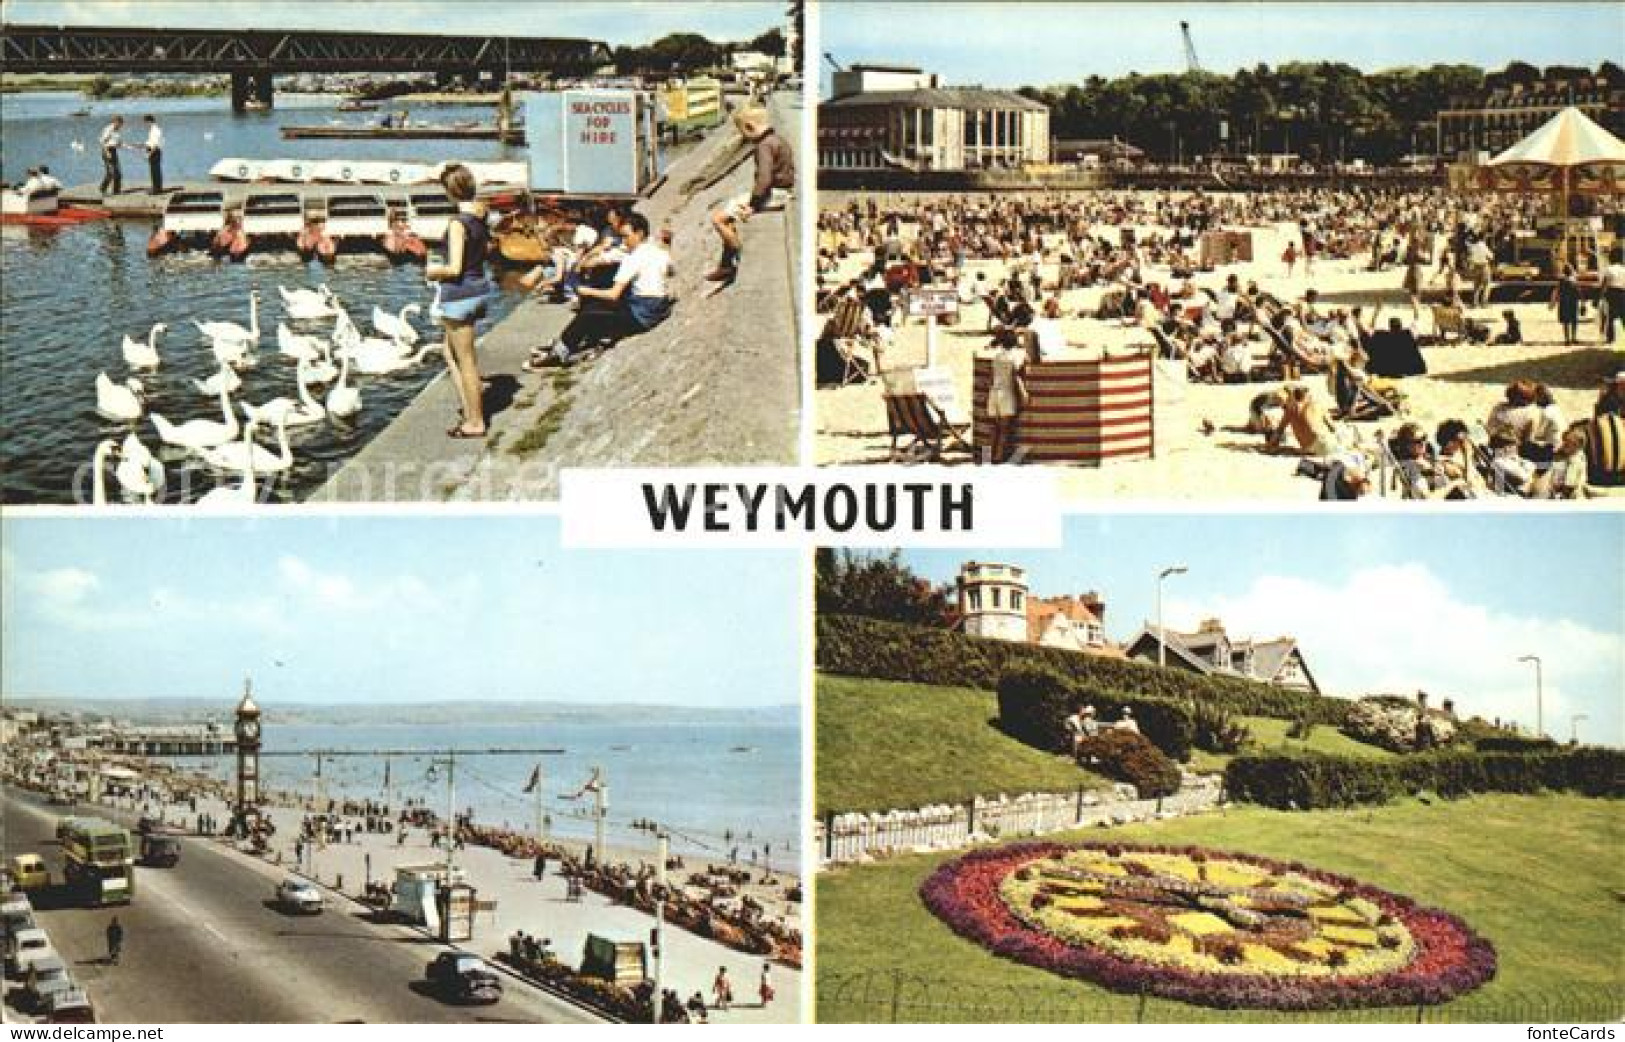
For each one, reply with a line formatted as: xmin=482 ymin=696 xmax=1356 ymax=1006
xmin=337 ymin=99 xmax=380 ymax=112
xmin=210 ymin=158 xmax=265 ymax=183
xmin=258 ymin=159 xmax=317 ymax=184
xmin=236 ymin=191 xmax=304 ymax=257
xmin=70 ymin=107 xmax=92 ymax=117
xmin=729 ymin=746 xmax=757 ymax=754
xmin=147 ymin=190 xmax=225 ymax=255
xmin=1 ymin=186 xmax=109 ymax=227
xmin=323 ymin=193 xmax=388 ymax=241
xmin=209 ymin=209 xmax=249 ymax=261
xmin=406 ymin=190 xmax=456 ymax=242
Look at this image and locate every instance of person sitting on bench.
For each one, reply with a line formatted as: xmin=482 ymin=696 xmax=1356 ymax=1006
xmin=528 ymin=212 xmax=672 ymax=369
xmin=706 ymin=106 xmax=795 ymax=283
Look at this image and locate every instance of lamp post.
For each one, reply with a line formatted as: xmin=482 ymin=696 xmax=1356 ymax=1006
xmin=1570 ymin=714 xmax=1588 ymax=745
xmin=1156 ymin=566 xmax=1188 ymax=668
xmin=1516 ymin=655 xmax=1543 ymax=738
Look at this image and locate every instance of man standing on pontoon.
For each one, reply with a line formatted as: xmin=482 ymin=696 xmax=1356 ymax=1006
xmin=99 ymin=115 xmax=124 ymax=196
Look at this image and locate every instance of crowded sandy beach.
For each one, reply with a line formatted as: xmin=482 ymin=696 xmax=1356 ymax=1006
xmin=816 ymin=186 xmax=1624 ymax=500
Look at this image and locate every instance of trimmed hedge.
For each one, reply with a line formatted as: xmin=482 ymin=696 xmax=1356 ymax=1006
xmin=1076 ymin=730 xmax=1182 ymax=798
xmin=818 ymin=613 xmax=1348 ymax=724
xmin=996 ymin=664 xmax=1195 ymax=761
xmin=1224 ymin=747 xmax=1625 ymax=810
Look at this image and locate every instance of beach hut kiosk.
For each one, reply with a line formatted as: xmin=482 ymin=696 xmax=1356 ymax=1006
xmin=1479 ymin=106 xmax=1625 ymax=276
xmin=580 ymin=933 xmax=648 ymax=985
xmin=390 ymin=863 xmax=469 ymax=936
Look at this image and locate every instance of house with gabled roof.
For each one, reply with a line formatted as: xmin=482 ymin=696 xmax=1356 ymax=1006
xmin=1124 ymin=618 xmax=1321 ymax=694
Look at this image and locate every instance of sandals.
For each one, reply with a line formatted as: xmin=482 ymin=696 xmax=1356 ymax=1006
xmin=447 ymin=424 xmax=487 ymax=439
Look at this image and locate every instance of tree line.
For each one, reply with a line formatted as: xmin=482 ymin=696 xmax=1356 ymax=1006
xmin=1018 ymin=61 xmax=1623 ymax=164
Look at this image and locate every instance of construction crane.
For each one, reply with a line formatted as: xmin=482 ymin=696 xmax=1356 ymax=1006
xmin=1180 ymin=21 xmax=1201 ymax=73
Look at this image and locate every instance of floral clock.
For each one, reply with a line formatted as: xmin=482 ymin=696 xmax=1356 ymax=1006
xmin=919 ymin=842 xmax=1496 ymax=1009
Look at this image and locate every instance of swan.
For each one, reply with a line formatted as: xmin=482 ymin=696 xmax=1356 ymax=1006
xmin=279 ymin=284 xmax=339 ymax=321
xmin=341 ymin=340 xmax=438 ymax=376
xmin=121 ymin=323 xmax=166 ymax=371
xmin=276 ymin=322 xmax=330 ymax=364
xmin=113 ymin=431 xmax=164 ymax=503
xmin=194 ymin=442 xmax=257 ymax=507
xmin=242 ymin=357 xmax=326 ymax=427
xmin=372 ymin=303 xmax=422 ymax=345
xmin=325 ymin=354 xmax=362 ymax=419
xmin=195 ymin=290 xmax=262 ymax=351
xmin=150 ymin=368 xmax=240 ymax=451
xmin=302 ymin=338 xmax=339 ymax=386
xmin=87 ymin=439 xmax=115 ymax=505
xmin=201 ymin=413 xmax=292 ymax=476
xmin=70 ymin=140 xmax=87 ymax=152
xmin=95 ymin=372 xmax=144 ymax=422
xmin=192 ymin=364 xmax=243 ymax=397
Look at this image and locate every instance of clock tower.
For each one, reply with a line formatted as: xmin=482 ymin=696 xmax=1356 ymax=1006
xmin=234 ymin=678 xmax=263 ymax=832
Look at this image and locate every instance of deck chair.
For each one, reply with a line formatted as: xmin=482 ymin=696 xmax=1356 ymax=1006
xmin=821 ymin=295 xmax=880 ymax=387
xmin=883 ymin=392 xmax=974 ymax=462
xmin=1431 ymin=304 xmax=1467 ymax=344
xmin=1330 ymin=360 xmax=1397 ymax=422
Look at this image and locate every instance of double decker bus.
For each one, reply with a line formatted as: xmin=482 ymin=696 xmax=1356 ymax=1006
xmin=59 ymin=817 xmax=134 ymax=906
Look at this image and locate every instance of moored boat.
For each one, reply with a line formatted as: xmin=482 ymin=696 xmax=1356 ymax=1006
xmin=2 ymin=186 xmax=111 ymax=226
xmin=382 ymin=200 xmax=427 ymax=263
xmin=323 ymin=193 xmax=389 ymax=242
xmin=210 ymin=158 xmax=265 ymax=183
xmin=405 ymin=190 xmax=456 ymax=242
xmin=146 ymin=190 xmax=225 ymax=255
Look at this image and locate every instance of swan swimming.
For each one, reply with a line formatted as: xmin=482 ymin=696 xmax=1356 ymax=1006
xmin=95 ymin=372 xmax=144 ymax=422
xmin=150 ymin=368 xmax=240 ymax=451
xmin=113 ymin=431 xmax=164 ymax=503
xmin=325 ymin=354 xmax=362 ymax=420
xmin=121 ymin=323 xmax=166 ymax=371
xmin=87 ymin=439 xmax=116 ymax=505
xmin=201 ymin=413 xmax=293 ymax=476
xmin=278 ymin=284 xmax=340 ymax=321
xmin=242 ymin=357 xmax=326 ymax=427
xmin=372 ymin=303 xmax=422 ymax=345
xmin=275 ymin=322 xmax=330 ymax=365
xmin=192 ymin=363 xmax=243 ymax=397
xmin=195 ymin=289 xmax=262 ymax=352
xmin=340 ymin=340 xmax=438 ymax=376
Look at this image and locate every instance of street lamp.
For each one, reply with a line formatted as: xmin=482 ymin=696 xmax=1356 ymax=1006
xmin=1570 ymin=714 xmax=1588 ymax=745
xmin=1156 ymin=566 xmax=1188 ymax=668
xmin=1516 ymin=655 xmax=1543 ymax=738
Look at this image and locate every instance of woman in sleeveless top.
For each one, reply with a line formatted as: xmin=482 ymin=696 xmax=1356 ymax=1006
xmin=426 ymin=164 xmax=493 ymax=438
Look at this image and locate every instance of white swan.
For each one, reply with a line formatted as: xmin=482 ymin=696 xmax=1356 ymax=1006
xmin=194 ymin=442 xmax=256 ymax=507
xmin=276 ymin=322 xmax=330 ymax=364
xmin=192 ymin=364 xmax=243 ymax=397
xmin=372 ymin=303 xmax=422 ymax=345
xmin=201 ymin=413 xmax=292 ymax=476
xmin=195 ymin=290 xmax=262 ymax=351
xmin=150 ymin=369 xmax=240 ymax=452
xmin=88 ymin=439 xmax=115 ymax=505
xmin=242 ymin=357 xmax=326 ymax=427
xmin=113 ymin=431 xmax=164 ymax=503
xmin=325 ymin=354 xmax=362 ymax=419
xmin=121 ymin=323 xmax=166 ymax=371
xmin=278 ymin=284 xmax=339 ymax=321
xmin=342 ymin=340 xmax=438 ymax=376
xmin=95 ymin=372 xmax=144 ymax=422
xmin=302 ymin=338 xmax=339 ymax=386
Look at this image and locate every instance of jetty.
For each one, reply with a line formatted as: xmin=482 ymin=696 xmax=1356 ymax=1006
xmin=281 ymin=124 xmax=525 ymax=144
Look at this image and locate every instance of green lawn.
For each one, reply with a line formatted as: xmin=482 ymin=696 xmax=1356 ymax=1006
xmin=1187 ymin=715 xmax=1394 ymax=774
xmin=816 ymin=794 xmax=1625 ymax=1023
xmin=817 ymin=674 xmax=1103 ymax=815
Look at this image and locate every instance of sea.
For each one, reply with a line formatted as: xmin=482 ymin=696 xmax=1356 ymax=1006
xmin=0 ymin=91 xmax=529 ymax=505
xmin=162 ymin=717 xmax=802 ymax=866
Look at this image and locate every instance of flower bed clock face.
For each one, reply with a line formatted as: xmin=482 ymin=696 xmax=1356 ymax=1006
xmin=920 ymin=842 xmax=1497 ymax=1010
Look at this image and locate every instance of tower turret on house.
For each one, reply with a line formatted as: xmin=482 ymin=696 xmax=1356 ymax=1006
xmin=957 ymin=561 xmax=1029 ymax=642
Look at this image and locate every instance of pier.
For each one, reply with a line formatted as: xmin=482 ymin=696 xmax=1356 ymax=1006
xmin=99 ymin=725 xmax=236 ymax=756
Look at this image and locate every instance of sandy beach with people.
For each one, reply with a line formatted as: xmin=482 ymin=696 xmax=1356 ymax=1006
xmin=816 ymin=192 xmax=1621 ymax=500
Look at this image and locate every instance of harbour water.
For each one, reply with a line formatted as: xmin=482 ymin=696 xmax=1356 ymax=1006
xmin=0 ymin=92 xmax=527 ymax=505
xmin=164 ymin=717 xmax=802 ymax=865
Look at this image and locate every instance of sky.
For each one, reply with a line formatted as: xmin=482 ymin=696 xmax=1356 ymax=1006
xmin=822 ymin=2 xmax=1624 ymax=93
xmin=3 ymin=0 xmax=786 ymax=46
xmin=900 ymin=513 xmax=1625 ymax=745
xmin=1 ymin=517 xmax=800 ymax=709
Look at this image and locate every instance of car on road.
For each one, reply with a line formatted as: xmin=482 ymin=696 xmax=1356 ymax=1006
xmin=139 ymin=834 xmax=181 ymax=868
xmin=5 ymin=926 xmax=54 ymax=974
xmin=22 ymin=954 xmax=75 ymax=1013
xmin=45 ymin=987 xmax=97 ymax=1024
xmin=10 ymin=853 xmax=49 ymax=892
xmin=2 ymin=894 xmax=36 ymax=941
xmin=425 ymin=952 xmax=503 ymax=1005
xmin=275 ymin=877 xmax=324 ymax=914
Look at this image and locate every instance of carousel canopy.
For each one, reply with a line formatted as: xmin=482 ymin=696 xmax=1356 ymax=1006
xmin=1481 ymin=106 xmax=1625 ymax=195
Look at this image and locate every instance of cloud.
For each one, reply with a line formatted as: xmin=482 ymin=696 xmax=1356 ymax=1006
xmin=1165 ymin=563 xmax=1623 ymax=736
xmin=275 ymin=554 xmax=437 ymax=615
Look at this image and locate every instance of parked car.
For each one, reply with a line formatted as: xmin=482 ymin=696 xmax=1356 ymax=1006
xmin=275 ymin=877 xmax=324 ymax=914
xmin=5 ymin=926 xmax=53 ymax=973
xmin=45 ymin=987 xmax=97 ymax=1024
xmin=10 ymin=854 xmax=49 ymax=892
xmin=22 ymin=955 xmax=74 ymax=1013
xmin=1 ymin=894 xmax=36 ymax=942
xmin=425 ymin=952 xmax=503 ymax=1005
xmin=139 ymin=835 xmax=181 ymax=868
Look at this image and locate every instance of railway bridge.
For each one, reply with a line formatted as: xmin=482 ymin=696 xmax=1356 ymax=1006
xmin=1 ymin=24 xmax=612 ymax=110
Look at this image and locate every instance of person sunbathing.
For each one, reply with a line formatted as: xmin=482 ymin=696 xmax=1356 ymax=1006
xmin=1266 ymin=383 xmax=1339 ymax=457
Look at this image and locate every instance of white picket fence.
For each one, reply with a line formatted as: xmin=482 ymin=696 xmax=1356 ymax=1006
xmin=816 ymin=775 xmax=1225 ymax=867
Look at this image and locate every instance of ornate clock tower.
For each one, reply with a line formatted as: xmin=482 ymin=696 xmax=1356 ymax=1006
xmin=233 ymin=679 xmax=263 ymax=832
